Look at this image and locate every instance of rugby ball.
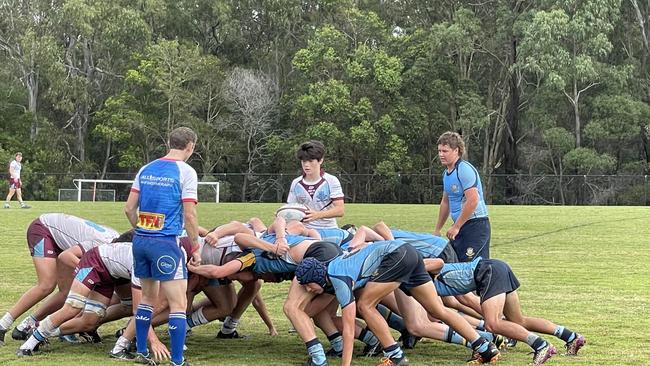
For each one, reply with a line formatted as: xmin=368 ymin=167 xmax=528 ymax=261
xmin=275 ymin=203 xmax=308 ymax=222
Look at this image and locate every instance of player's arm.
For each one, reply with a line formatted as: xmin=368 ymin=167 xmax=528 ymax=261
xmin=423 ymin=258 xmax=444 ymax=273
xmin=59 ymin=245 xmax=85 ymax=268
xmin=341 ymin=301 xmax=356 ymax=366
xmin=372 ymin=221 xmax=394 ymax=240
xmin=183 ymin=201 xmax=200 ymax=259
xmin=252 ymin=292 xmax=278 ymax=336
xmin=234 ymin=232 xmax=274 ymax=252
xmin=8 ymin=164 xmax=16 ymax=178
xmin=205 ymin=221 xmax=254 ymax=246
xmin=187 ymin=259 xmax=243 ymax=279
xmin=434 ymin=192 xmax=450 ymax=236
xmin=307 ymin=199 xmax=344 ymax=222
xmin=446 ymin=187 xmax=479 ymax=240
xmin=124 ymin=191 xmax=140 ymax=228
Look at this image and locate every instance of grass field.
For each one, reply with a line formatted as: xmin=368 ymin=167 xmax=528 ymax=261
xmin=0 ymin=202 xmax=648 ymax=365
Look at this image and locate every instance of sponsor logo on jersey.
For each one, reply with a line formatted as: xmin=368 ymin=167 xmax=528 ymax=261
xmin=137 ymin=212 xmax=165 ymax=231
xmin=157 ymin=255 xmax=177 ymax=275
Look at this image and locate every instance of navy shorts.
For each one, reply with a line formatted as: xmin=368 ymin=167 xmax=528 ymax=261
xmin=133 ymin=234 xmax=187 ymax=281
xmin=451 ymin=217 xmax=491 ymax=262
xmin=371 ymin=244 xmax=432 ymax=292
xmin=475 ymin=259 xmax=520 ymax=303
xmin=437 ymin=243 xmax=459 ymax=263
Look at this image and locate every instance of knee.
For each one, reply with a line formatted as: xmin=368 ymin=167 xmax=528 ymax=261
xmin=356 ymin=300 xmax=375 ymax=318
xmin=36 ymin=281 xmax=57 ymax=294
xmin=283 ymin=300 xmax=296 ymax=317
xmin=484 ymin=319 xmax=500 ymax=333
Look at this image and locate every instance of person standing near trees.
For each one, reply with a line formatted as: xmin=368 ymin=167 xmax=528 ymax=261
xmin=433 ymin=132 xmax=490 ymax=262
xmin=4 ymin=152 xmax=31 ymax=209
xmin=124 ymin=127 xmax=201 ymax=366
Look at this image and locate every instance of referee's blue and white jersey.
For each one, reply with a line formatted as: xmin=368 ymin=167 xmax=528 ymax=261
xmin=443 ymin=160 xmax=488 ymax=222
xmin=131 ymin=158 xmax=198 ymax=237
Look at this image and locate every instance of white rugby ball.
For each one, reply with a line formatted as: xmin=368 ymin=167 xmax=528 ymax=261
xmin=275 ymin=203 xmax=308 ymax=222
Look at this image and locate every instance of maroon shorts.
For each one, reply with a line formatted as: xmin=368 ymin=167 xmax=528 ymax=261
xmin=74 ymin=247 xmax=121 ymax=299
xmin=27 ymin=219 xmax=61 ymax=258
xmin=9 ymin=178 xmax=22 ymax=189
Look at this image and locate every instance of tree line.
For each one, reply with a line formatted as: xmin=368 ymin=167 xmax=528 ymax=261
xmin=1 ymin=0 xmax=649 ymax=204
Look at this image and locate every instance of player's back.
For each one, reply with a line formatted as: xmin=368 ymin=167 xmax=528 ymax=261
xmin=329 ymin=240 xmax=409 ymax=289
xmin=39 ymin=213 xmax=119 ymax=250
xmin=434 ymin=257 xmax=482 ymax=296
xmin=134 ymin=159 xmax=196 ymax=237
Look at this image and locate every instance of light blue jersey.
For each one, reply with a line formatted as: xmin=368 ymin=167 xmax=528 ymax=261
xmin=434 ymin=257 xmax=481 ymax=296
xmin=261 ymin=232 xmax=311 ymax=248
xmin=327 ymin=240 xmax=408 ymax=308
xmin=315 ymin=228 xmax=351 ymax=248
xmin=443 ymin=160 xmax=488 ymax=222
xmin=131 ymin=158 xmax=198 ymax=237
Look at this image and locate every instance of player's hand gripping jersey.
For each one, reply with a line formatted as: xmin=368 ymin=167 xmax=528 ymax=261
xmin=131 ymin=159 xmax=198 ymax=236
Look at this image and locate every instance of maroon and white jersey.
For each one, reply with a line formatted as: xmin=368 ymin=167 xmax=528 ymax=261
xmin=39 ymin=213 xmax=120 ymax=252
xmin=287 ymin=172 xmax=344 ymax=229
xmin=98 ymin=242 xmax=141 ymax=287
xmin=9 ymin=160 xmax=21 ymax=179
xmin=200 ymin=236 xmax=242 ymax=266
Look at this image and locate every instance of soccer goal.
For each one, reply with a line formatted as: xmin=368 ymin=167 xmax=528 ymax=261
xmin=67 ymin=179 xmax=221 ymax=202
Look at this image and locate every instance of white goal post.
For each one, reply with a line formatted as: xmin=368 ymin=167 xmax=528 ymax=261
xmin=73 ymin=179 xmax=220 ymax=203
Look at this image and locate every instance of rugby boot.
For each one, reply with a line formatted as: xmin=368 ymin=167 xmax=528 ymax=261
xmin=171 ymin=359 xmax=191 ymax=366
xmin=467 ymin=343 xmax=501 ymax=364
xmin=20 ymin=203 xmax=31 ymax=209
xmin=325 ymin=348 xmax=342 ymax=357
xmin=12 ymin=327 xmax=29 ymax=340
xmin=531 ymin=343 xmax=557 ymax=365
xmin=359 ymin=342 xmax=382 ymax=357
xmin=376 ymin=356 xmax=409 ymax=366
xmin=0 ymin=328 xmax=6 ymax=346
xmin=79 ymin=330 xmax=102 ymax=343
xmin=109 ymin=349 xmax=135 ymax=360
xmin=565 ymin=334 xmax=585 ymax=356
xmin=16 ymin=348 xmax=35 ymax=357
xmin=134 ymin=352 xmax=158 ymax=366
xmin=216 ymin=330 xmax=246 ymax=339
xmin=301 ymin=357 xmax=328 ymax=366
xmin=398 ymin=330 xmax=421 ymax=349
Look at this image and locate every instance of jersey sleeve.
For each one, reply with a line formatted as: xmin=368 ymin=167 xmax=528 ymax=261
xmin=457 ymin=162 xmax=479 ymax=191
xmin=286 ymin=178 xmax=299 ymax=203
xmin=328 ymin=175 xmax=344 ymax=200
xmin=180 ymin=163 xmax=198 ymax=204
xmin=130 ymin=166 xmax=144 ymax=193
xmin=330 ymin=274 xmax=355 ymax=308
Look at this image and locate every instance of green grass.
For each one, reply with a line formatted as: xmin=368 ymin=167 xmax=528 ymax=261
xmin=0 ymin=202 xmax=648 ymax=365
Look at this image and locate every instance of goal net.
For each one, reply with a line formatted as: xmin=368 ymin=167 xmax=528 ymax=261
xmin=60 ymin=179 xmax=221 ymax=202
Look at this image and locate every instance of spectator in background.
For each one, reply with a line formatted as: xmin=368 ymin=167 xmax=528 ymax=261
xmin=4 ymin=152 xmax=31 ymax=209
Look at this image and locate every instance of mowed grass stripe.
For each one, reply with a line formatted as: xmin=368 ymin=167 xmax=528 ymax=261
xmin=0 ymin=203 xmax=648 ymax=365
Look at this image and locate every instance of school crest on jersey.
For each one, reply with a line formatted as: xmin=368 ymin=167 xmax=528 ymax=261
xmin=316 ymin=190 xmax=330 ymax=202
xmin=465 ymin=247 xmax=475 ymax=259
xmin=451 ymin=184 xmax=460 ymax=193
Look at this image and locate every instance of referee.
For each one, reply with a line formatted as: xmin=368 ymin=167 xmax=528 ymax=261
xmin=125 ymin=127 xmax=201 ymax=366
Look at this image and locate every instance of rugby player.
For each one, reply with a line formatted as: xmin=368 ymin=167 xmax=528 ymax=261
xmin=0 ymin=213 xmax=119 ymax=345
xmin=433 ymin=257 xmax=586 ymax=365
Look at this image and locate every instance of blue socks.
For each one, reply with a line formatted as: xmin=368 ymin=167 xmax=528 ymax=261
xmin=471 ymin=336 xmax=490 ymax=353
xmin=383 ymin=343 xmax=404 ymax=360
xmin=306 ymin=338 xmax=327 ymax=365
xmin=135 ymin=304 xmax=153 ymax=355
xmin=327 ymin=332 xmax=343 ymax=353
xmin=169 ymin=312 xmax=187 ymax=365
xmin=553 ymin=325 xmax=576 ymax=343
xmin=377 ymin=304 xmax=407 ymax=332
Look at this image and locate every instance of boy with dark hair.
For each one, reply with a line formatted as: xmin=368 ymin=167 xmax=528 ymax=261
xmin=288 ymin=140 xmax=344 ymax=229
